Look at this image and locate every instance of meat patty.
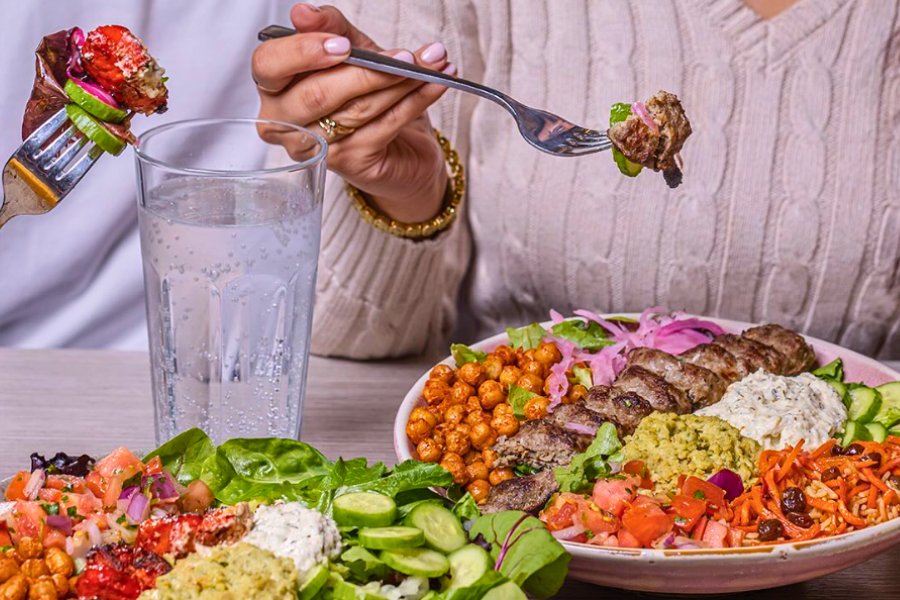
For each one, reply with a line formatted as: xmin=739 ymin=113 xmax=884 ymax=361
xmin=680 ymin=343 xmax=745 ymax=382
xmin=491 ymin=420 xmax=593 ymax=470
xmin=612 ymin=366 xmax=692 ymax=414
xmin=480 ymin=469 xmax=560 ymax=514
xmin=543 ymin=403 xmax=608 ymax=431
xmin=626 ymin=347 xmax=727 ymax=409
xmin=742 ymin=324 xmax=816 ymax=375
xmin=583 ymin=386 xmax=653 ymax=436
xmin=712 ymin=334 xmax=786 ymax=375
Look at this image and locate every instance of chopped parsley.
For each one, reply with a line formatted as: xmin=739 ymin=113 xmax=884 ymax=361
xmin=62 ymin=484 xmax=74 ymax=493
xmin=673 ymin=516 xmax=687 ymax=525
xmin=693 ymin=490 xmax=706 ymax=500
xmin=116 ymin=514 xmax=127 ymax=525
xmin=40 ymin=503 xmax=60 ymax=516
xmin=584 ymin=530 xmax=595 ymax=539
xmin=61 ymin=495 xmax=69 ymax=503
xmin=0 ymin=545 xmax=10 ymax=553
xmin=67 ymin=507 xmax=78 ymax=518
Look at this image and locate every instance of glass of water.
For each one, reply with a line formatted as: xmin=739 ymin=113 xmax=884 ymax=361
xmin=134 ymin=118 xmax=326 ymax=446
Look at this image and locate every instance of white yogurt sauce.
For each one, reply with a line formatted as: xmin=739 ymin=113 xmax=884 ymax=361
xmin=243 ymin=502 xmax=341 ymax=579
xmin=696 ymin=370 xmax=846 ymax=450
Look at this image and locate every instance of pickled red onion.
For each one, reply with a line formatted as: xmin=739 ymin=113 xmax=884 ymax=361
xmin=563 ymin=422 xmax=598 ymax=435
xmin=632 ymin=101 xmax=659 ymax=135
xmin=66 ymin=73 xmax=121 ymax=109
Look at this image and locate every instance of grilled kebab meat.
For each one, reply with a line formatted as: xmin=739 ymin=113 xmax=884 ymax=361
xmin=76 ymin=543 xmax=171 ymax=600
xmin=613 ymin=365 xmax=692 ymax=414
xmin=134 ymin=503 xmax=253 ymax=559
xmin=491 ymin=419 xmax=593 ymax=470
xmin=542 ymin=402 xmax=609 ymax=431
xmin=711 ymin=334 xmax=785 ymax=375
xmin=626 ymin=347 xmax=727 ymax=409
xmin=680 ymin=343 xmax=746 ymax=382
xmin=481 ymin=468 xmax=560 ymax=514
xmin=742 ymin=324 xmax=816 ymax=376
xmin=583 ymin=387 xmax=653 ymax=436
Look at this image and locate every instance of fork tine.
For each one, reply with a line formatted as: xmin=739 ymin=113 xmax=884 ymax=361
xmin=20 ymin=110 xmax=69 ymax=153
xmin=55 ymin=144 xmax=103 ymax=189
xmin=46 ymin=134 xmax=87 ymax=177
xmin=36 ymin=124 xmax=78 ymax=166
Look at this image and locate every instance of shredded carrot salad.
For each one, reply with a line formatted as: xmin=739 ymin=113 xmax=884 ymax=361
xmin=731 ymin=436 xmax=900 ymax=544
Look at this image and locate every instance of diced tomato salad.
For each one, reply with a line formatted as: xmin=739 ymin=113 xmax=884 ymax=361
xmin=540 ymin=462 xmax=742 ymax=550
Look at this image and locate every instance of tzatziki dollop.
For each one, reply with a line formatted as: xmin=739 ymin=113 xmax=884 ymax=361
xmin=243 ymin=502 xmax=341 ymax=579
xmin=695 ymin=370 xmax=846 ymax=450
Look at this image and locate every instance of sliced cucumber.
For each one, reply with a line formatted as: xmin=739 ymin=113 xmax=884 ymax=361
xmin=65 ymin=104 xmax=125 ymax=156
xmin=332 ymin=577 xmax=391 ymax=600
xmin=847 ymin=386 xmax=882 ymax=424
xmin=873 ymin=407 xmax=900 ymax=429
xmin=865 ymin=422 xmax=888 ymax=443
xmin=826 ymin=379 xmax=850 ymax=405
xmin=64 ymin=79 xmax=126 ymax=123
xmin=358 ymin=526 xmax=424 ymax=550
xmin=483 ymin=582 xmax=528 ymax=600
xmin=842 ymin=421 xmax=871 ymax=447
xmin=405 ymin=504 xmax=467 ymax=554
xmin=873 ymin=382 xmax=900 ymax=427
xmin=333 ymin=492 xmax=397 ymax=528
xmin=299 ymin=564 xmax=330 ymax=600
xmin=448 ymin=545 xmax=493 ymax=590
xmin=890 ymin=425 xmax=900 ymax=438
xmin=380 ymin=547 xmax=450 ymax=578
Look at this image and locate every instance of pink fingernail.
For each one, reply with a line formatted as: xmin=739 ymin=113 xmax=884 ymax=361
xmin=442 ymin=63 xmax=457 ymax=76
xmin=393 ymin=50 xmax=415 ymax=64
xmin=324 ymin=36 xmax=350 ymax=55
xmin=421 ymin=42 xmax=446 ymax=64
xmin=299 ymin=3 xmax=321 ymax=11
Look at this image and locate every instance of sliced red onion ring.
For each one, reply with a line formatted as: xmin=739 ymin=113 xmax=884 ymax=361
xmin=126 ymin=493 xmax=151 ymax=525
xmin=631 ymin=101 xmax=659 ymax=135
xmin=119 ymin=485 xmax=138 ymax=501
xmin=71 ymin=27 xmax=85 ymax=48
xmin=46 ymin=515 xmax=73 ymax=536
xmin=66 ymin=73 xmax=121 ymax=109
xmin=550 ymin=522 xmax=586 ymax=540
xmin=144 ymin=473 xmax=178 ymax=501
xmin=563 ymin=422 xmax=598 ymax=436
xmin=23 ymin=469 xmax=46 ymax=501
xmin=67 ymin=28 xmax=86 ymax=75
xmin=707 ymin=469 xmax=744 ymax=501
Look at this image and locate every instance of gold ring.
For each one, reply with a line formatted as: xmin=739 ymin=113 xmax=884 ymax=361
xmin=317 ymin=116 xmax=356 ymax=139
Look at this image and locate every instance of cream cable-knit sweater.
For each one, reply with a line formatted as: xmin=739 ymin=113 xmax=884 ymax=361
xmin=311 ymin=0 xmax=900 ymax=360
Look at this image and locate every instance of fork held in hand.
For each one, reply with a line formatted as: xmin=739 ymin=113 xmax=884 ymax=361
xmin=0 ymin=109 xmax=103 ymax=229
xmin=258 ymin=25 xmax=612 ymax=158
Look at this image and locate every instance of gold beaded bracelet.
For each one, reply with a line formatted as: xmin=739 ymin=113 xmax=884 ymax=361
xmin=346 ymin=128 xmax=465 ymax=240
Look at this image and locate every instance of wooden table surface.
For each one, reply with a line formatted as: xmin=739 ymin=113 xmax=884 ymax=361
xmin=2 ymin=347 xmax=900 ymax=598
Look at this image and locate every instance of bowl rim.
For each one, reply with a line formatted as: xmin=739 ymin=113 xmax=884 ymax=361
xmin=393 ymin=312 xmax=900 ymax=559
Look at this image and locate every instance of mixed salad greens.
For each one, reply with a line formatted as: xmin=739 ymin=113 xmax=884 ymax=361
xmin=146 ymin=429 xmax=570 ymax=600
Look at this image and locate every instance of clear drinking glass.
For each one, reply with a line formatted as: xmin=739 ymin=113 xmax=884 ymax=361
xmin=134 ymin=118 xmax=327 ymax=446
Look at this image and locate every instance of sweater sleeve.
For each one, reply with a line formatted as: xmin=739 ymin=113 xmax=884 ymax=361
xmin=310 ymin=0 xmax=481 ymax=359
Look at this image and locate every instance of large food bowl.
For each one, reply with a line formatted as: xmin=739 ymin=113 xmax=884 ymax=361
xmin=393 ymin=314 xmax=900 ymax=594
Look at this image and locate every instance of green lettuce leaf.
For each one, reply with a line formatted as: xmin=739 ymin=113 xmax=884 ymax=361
xmin=609 ymin=102 xmax=632 ymax=125
xmin=342 ymin=460 xmax=453 ymax=498
xmin=514 ymin=464 xmax=539 ymax=477
xmin=452 ymin=344 xmax=488 ymax=368
xmin=301 ymin=457 xmax=388 ymax=513
xmin=508 ymin=386 xmax=538 ymax=420
xmin=506 ymin=323 xmax=549 ymax=351
xmin=144 ymin=428 xmax=215 ymax=485
xmin=571 ymin=366 xmax=593 ymax=389
xmin=469 ymin=512 xmax=570 ymax=599
xmin=340 ymin=546 xmax=390 ymax=582
xmin=609 ymin=102 xmax=643 ymax=178
xmin=551 ymin=319 xmax=612 ymax=351
xmin=452 ymin=493 xmax=481 ymax=522
xmin=813 ymin=358 xmax=844 ymax=382
xmin=554 ymin=422 xmax=622 ymax=494
xmin=201 ymin=438 xmax=331 ymax=504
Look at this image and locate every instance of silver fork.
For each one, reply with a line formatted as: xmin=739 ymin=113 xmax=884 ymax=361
xmin=0 ymin=108 xmax=103 ymax=229
xmin=258 ymin=25 xmax=612 ymax=157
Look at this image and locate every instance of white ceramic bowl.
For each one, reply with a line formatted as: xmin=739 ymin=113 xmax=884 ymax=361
xmin=394 ymin=314 xmax=900 ymax=595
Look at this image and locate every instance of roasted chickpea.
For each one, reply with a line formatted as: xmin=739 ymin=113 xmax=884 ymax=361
xmin=482 ymin=355 xmax=503 ymax=380
xmin=20 ymin=559 xmax=49 ymax=581
xmin=467 ymin=479 xmax=491 ymax=503
xmin=517 ymin=374 xmax=544 ymax=394
xmin=406 ymin=419 xmax=432 ymax=444
xmin=494 ymin=345 xmax=517 ymax=365
xmin=522 ymin=360 xmax=545 ymax=378
xmin=42 ymin=550 xmax=72 ymax=580
xmin=493 ymin=403 xmax=514 ymax=418
xmin=483 ymin=449 xmax=498 ymax=470
xmin=515 ymin=349 xmax=538 ymax=368
xmin=440 ymin=452 xmax=469 ymax=485
xmin=464 ymin=450 xmax=482 ymax=465
xmin=491 ymin=413 xmax=520 ymax=437
xmin=49 ymin=574 xmax=67 ymax=598
xmin=534 ymin=341 xmax=562 ymax=364
xmin=446 ymin=429 xmax=472 ymax=456
xmin=570 ymin=384 xmax=588 ymax=403
xmin=465 ymin=410 xmax=491 ymax=427
xmin=0 ymin=560 xmax=19 ymax=585
xmin=499 ymin=365 xmax=523 ymax=388
xmin=432 ymin=427 xmax=446 ymax=447
xmin=524 ymin=396 xmax=550 ymax=420
xmin=410 ymin=407 xmax=440 ymax=428
xmin=466 ymin=461 xmax=490 ymax=482
xmin=478 ymin=380 xmax=505 ymax=410
xmin=489 ymin=467 xmax=515 ymax=486
xmin=15 ymin=540 xmax=39 ymax=562
xmin=430 ymin=364 xmax=456 ymax=384
xmin=451 ymin=381 xmax=475 ymax=405
xmin=470 ymin=422 xmax=497 ymax=450
xmin=465 ymin=396 xmax=483 ymax=414
xmin=27 ymin=576 xmax=55 ymax=600
xmin=458 ymin=362 xmax=486 ymax=387
xmin=0 ymin=574 xmax=27 ymax=600
xmin=417 ymin=438 xmax=442 ymax=463
xmin=68 ymin=576 xmax=78 ymax=594
xmin=444 ymin=404 xmax=467 ymax=426
xmin=560 ymin=395 xmax=573 ymax=404
xmin=423 ymin=379 xmax=451 ymax=406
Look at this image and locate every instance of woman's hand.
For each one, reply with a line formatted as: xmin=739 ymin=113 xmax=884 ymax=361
xmin=253 ymin=3 xmax=455 ymax=223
